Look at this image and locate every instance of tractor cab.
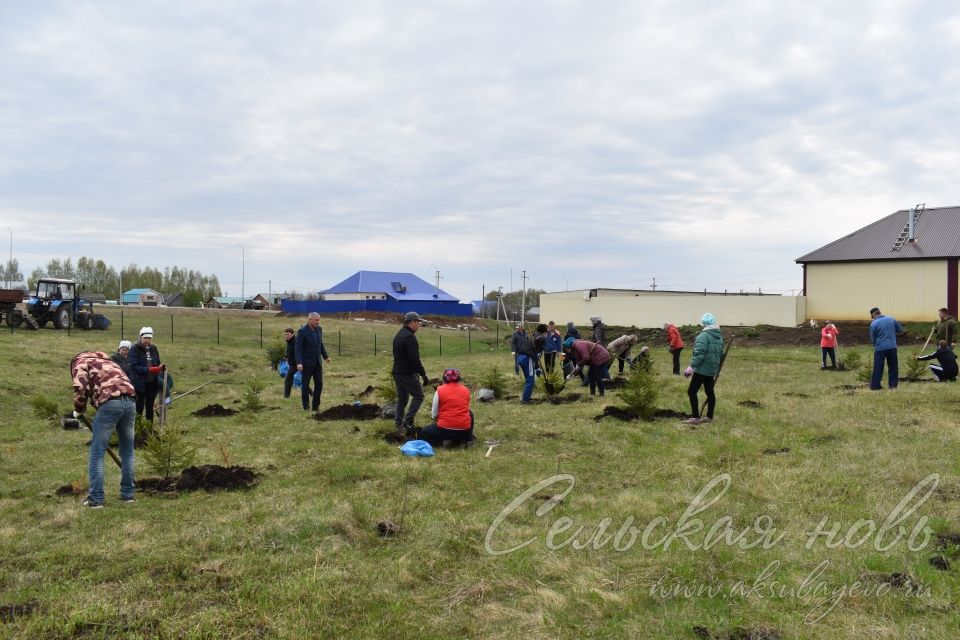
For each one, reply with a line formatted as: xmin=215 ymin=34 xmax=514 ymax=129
xmin=36 ymin=279 xmax=76 ymax=302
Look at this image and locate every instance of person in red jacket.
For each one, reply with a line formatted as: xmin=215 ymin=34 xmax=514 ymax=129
xmin=820 ymin=321 xmax=840 ymax=369
xmin=420 ymin=368 xmax=474 ymax=448
xmin=664 ymin=322 xmax=685 ymax=375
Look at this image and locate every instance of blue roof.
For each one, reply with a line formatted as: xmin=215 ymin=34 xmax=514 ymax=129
xmin=323 ymin=271 xmax=459 ymax=302
xmin=124 ymin=288 xmax=157 ymax=295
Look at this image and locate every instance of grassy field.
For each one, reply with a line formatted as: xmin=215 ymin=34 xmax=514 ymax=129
xmin=1 ymin=312 xmax=959 ymax=639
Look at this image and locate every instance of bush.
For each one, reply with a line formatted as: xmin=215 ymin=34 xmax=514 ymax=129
xmin=375 ymin=369 xmax=397 ymax=403
xmin=902 ymin=349 xmax=929 ymax=381
xmin=478 ymin=365 xmax=509 ymax=399
xmin=266 ymin=337 xmax=287 ymax=370
xmin=241 ymin=376 xmax=266 ymax=412
xmin=142 ymin=422 xmax=196 ymax=478
xmin=30 ymin=394 xmax=60 ymax=426
xmin=856 ymin=365 xmax=872 ymax=384
xmin=620 ymin=357 xmax=659 ymax=420
xmin=839 ymin=349 xmax=862 ymax=371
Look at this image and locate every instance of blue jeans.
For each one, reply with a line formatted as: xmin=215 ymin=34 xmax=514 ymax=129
xmin=88 ymin=396 xmax=136 ymax=504
xmin=871 ymin=348 xmax=899 ymax=390
xmin=518 ymin=354 xmax=535 ymax=401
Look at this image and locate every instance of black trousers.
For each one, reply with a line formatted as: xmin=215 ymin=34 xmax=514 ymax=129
xmin=283 ymin=360 xmax=297 ymax=398
xmin=301 ymin=364 xmax=323 ymax=410
xmin=421 ymin=411 xmax=475 ymax=445
xmin=543 ymin=352 xmax=558 ymax=372
xmin=136 ymin=380 xmax=159 ymax=421
xmin=671 ymin=348 xmax=683 ymax=375
xmin=688 ymin=372 xmax=716 ymax=419
xmin=394 ymin=374 xmax=424 ymax=427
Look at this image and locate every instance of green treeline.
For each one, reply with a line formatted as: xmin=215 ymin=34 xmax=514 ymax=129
xmin=26 ymin=258 xmax=221 ymax=307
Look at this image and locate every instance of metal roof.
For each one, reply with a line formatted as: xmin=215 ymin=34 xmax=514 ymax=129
xmin=323 ymin=271 xmax=459 ymax=302
xmin=796 ymin=206 xmax=960 ymax=263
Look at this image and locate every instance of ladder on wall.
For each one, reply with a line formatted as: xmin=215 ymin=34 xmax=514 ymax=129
xmin=891 ymin=203 xmax=925 ymax=252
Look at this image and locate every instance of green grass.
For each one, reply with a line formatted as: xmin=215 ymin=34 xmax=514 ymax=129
xmin=1 ymin=315 xmax=960 ymax=639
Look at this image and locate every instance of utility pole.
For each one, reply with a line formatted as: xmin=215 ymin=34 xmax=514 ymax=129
xmin=520 ymin=270 xmax=528 ymax=324
xmin=237 ymin=244 xmax=245 ymax=305
xmin=651 ymin=277 xmax=657 ymax=291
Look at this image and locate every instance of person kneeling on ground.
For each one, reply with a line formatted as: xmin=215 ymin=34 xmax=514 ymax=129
xmin=917 ymin=340 xmax=958 ymax=382
xmin=420 ymin=368 xmax=475 ymax=448
xmin=684 ymin=312 xmax=724 ymax=425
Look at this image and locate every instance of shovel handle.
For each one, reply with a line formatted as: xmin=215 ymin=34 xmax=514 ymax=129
xmin=78 ymin=414 xmax=123 ymax=469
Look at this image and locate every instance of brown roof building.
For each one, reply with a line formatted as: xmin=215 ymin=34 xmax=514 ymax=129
xmin=796 ymin=205 xmax=959 ymax=321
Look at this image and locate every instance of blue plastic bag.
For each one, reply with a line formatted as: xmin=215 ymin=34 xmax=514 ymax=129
xmin=293 ymin=370 xmax=302 ymax=388
xmin=400 ymin=440 xmax=434 ymax=457
xmin=278 ymin=359 xmax=289 ymax=377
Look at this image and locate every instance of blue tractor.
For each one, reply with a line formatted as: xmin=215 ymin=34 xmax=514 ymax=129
xmin=25 ymin=278 xmax=110 ymax=330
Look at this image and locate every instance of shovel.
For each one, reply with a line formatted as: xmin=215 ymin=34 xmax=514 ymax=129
xmin=76 ymin=413 xmax=122 ymax=468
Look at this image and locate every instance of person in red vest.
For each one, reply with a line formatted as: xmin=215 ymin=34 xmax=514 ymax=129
xmin=420 ymin=368 xmax=474 ymax=448
xmin=820 ymin=321 xmax=840 ymax=369
xmin=663 ymin=322 xmax=685 ymax=375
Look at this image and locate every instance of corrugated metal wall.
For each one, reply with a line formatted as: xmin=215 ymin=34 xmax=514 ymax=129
xmin=540 ymin=291 xmax=805 ymax=327
xmin=805 ymin=260 xmax=947 ymax=321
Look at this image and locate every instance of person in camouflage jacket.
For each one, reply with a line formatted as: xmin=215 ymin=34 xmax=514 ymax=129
xmin=71 ymin=351 xmax=137 ymax=508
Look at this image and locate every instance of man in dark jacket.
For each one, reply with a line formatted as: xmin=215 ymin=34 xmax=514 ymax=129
xmin=393 ymin=311 xmax=429 ymax=433
xmin=936 ymin=308 xmax=957 ymax=346
xmin=282 ymin=327 xmax=296 ymax=399
xmin=296 ymin=313 xmax=331 ymax=411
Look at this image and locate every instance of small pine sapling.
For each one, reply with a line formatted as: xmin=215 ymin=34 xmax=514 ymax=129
xmin=479 ymin=365 xmax=509 ymax=399
xmin=241 ymin=376 xmax=266 ymax=412
xmin=620 ymin=356 xmax=659 ymax=420
xmin=838 ymin=349 xmax=862 ymax=372
xmin=142 ymin=422 xmax=197 ymax=478
xmin=902 ymin=349 xmax=929 ymax=381
xmin=375 ymin=368 xmax=398 ymax=403
xmin=540 ymin=362 xmax=566 ymax=397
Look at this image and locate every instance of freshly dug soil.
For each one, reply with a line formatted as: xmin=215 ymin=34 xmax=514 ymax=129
xmin=929 ymin=555 xmax=950 ymax=570
xmin=176 ymin=465 xmax=259 ymax=491
xmin=192 ymin=404 xmax=238 ymax=417
xmin=0 ymin=601 xmax=37 ymax=623
xmin=738 ymin=400 xmax=763 ymax=408
xmin=781 ymin=391 xmax=811 ymax=398
xmin=651 ymin=409 xmax=689 ymax=419
xmin=314 ymin=403 xmax=382 ymax=420
xmin=137 ymin=465 xmax=259 ymax=494
xmin=381 ymin=429 xmax=419 ymax=444
xmin=376 ymin=520 xmax=400 ymax=537
xmin=693 ymin=625 xmax=781 ymax=640
xmin=936 ymin=532 xmax=960 ymax=548
xmin=603 ymin=377 xmax=627 ymax=389
xmin=55 ymin=483 xmax=84 ymax=496
xmin=594 ymin=407 xmax=690 ymax=421
xmin=545 ymin=393 xmax=583 ymax=404
xmin=357 ymin=385 xmax=375 ymax=398
xmin=762 ymin=447 xmax=790 ymax=455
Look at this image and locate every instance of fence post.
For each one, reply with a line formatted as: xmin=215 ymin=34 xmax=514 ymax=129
xmin=374 ymin=333 xmax=377 ymax=355
xmin=439 ymin=333 xmax=442 ymax=356
xmin=121 ymin=309 xmax=124 ymax=339
xmin=260 ymin=321 xmax=263 ymax=348
xmin=170 ymin=314 xmax=174 ymax=343
xmin=496 ymin=323 xmax=499 ymax=347
xmin=217 ymin=317 xmax=220 ymax=345
xmin=468 ymin=328 xmax=471 ymax=353
xmin=338 ymin=330 xmax=341 ymax=356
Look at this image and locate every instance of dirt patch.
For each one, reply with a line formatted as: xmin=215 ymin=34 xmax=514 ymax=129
xmin=192 ymin=404 xmax=238 ymax=417
xmin=357 ymin=385 xmax=375 ymax=398
xmin=602 ymin=377 xmax=627 ymax=389
xmin=545 ymin=393 xmax=582 ymax=404
xmin=738 ymin=400 xmax=763 ymax=408
xmin=762 ymin=447 xmax=791 ymax=455
xmin=0 ymin=601 xmax=38 ymax=623
xmin=652 ymin=409 xmax=689 ymax=420
xmin=899 ymin=377 xmax=934 ymax=383
xmin=862 ymin=571 xmax=921 ymax=590
xmin=595 ymin=406 xmax=639 ymax=421
xmin=781 ymin=391 xmax=810 ymax=398
xmin=929 ymin=555 xmax=951 ymax=570
xmin=55 ymin=483 xmax=84 ymax=496
xmin=693 ymin=625 xmax=781 ymax=640
xmin=376 ymin=520 xmax=400 ymax=537
xmin=936 ymin=532 xmax=960 ymax=548
xmin=381 ymin=428 xmax=420 ymax=444
xmin=138 ymin=465 xmax=259 ymax=494
xmin=314 ymin=403 xmax=382 ymax=420
xmin=837 ymin=384 xmax=863 ymax=391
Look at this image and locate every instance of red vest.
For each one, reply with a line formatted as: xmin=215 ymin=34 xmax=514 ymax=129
xmin=437 ymin=382 xmax=471 ymax=429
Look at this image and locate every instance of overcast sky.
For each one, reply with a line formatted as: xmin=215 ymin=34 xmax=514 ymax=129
xmin=2 ymin=1 xmax=959 ymax=300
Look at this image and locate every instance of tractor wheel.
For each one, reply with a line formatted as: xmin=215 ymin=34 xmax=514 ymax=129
xmin=36 ymin=317 xmax=48 ymax=328
xmin=6 ymin=310 xmax=23 ymax=329
xmin=85 ymin=315 xmax=94 ymax=330
xmin=53 ymin=307 xmax=70 ymax=329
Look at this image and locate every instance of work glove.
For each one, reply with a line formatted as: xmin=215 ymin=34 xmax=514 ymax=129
xmin=421 ymin=374 xmax=429 ymax=386
xmin=148 ymin=366 xmax=162 ymax=374
xmin=684 ymin=366 xmax=694 ymax=377
xmin=73 ymin=409 xmax=84 ymax=418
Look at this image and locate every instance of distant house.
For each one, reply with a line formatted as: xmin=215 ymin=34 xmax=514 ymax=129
xmin=205 ymin=296 xmax=244 ymax=309
xmin=245 ymin=294 xmax=272 ymax=310
xmin=163 ymin=292 xmax=185 ymax=308
xmin=122 ymin=288 xmax=164 ymax=306
xmin=796 ymin=205 xmax=960 ymax=321
xmin=282 ymin=270 xmax=473 ymax=317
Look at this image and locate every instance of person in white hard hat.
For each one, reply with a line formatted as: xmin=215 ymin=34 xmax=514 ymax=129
xmin=129 ymin=327 xmax=165 ymax=422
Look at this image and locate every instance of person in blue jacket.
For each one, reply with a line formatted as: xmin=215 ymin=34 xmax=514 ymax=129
xmin=542 ymin=321 xmax=563 ymax=372
xmin=869 ymin=307 xmax=903 ymax=390
xmin=295 ymin=312 xmax=331 ymax=411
